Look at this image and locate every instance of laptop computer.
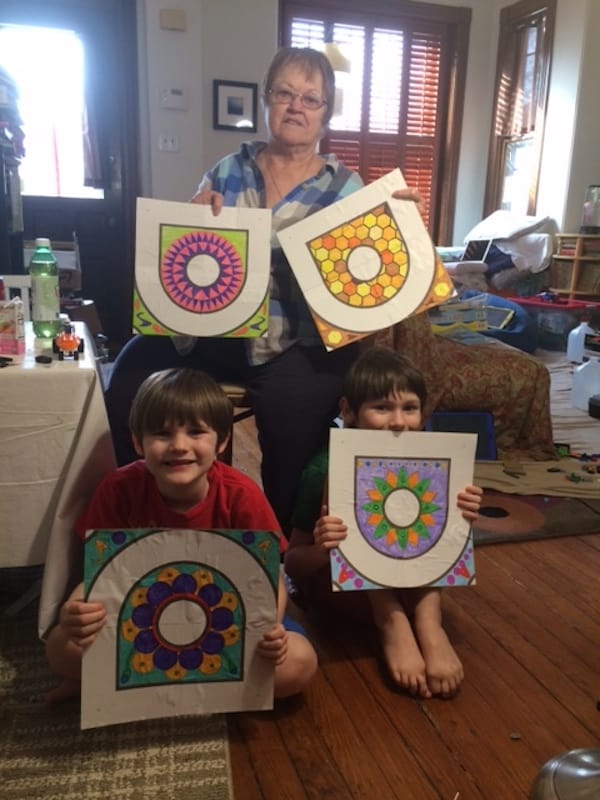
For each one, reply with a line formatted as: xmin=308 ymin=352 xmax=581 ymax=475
xmin=461 ymin=238 xmax=493 ymax=262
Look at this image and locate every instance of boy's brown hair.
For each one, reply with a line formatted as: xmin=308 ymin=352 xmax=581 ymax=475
xmin=342 ymin=346 xmax=427 ymax=414
xmin=128 ymin=368 xmax=233 ymax=446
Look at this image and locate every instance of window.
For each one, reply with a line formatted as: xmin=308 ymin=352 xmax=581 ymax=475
xmin=281 ymin=1 xmax=470 ymax=244
xmin=0 ymin=23 xmax=102 ymax=199
xmin=484 ymin=0 xmax=556 ymax=216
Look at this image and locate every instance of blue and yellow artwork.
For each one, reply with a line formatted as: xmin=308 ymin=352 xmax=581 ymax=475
xmin=134 ymin=198 xmax=271 ymax=337
xmin=81 ymin=528 xmax=280 ymax=729
xmin=328 ymin=429 xmax=477 ymax=590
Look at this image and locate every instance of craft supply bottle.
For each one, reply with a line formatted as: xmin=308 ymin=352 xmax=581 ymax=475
xmin=29 ymin=237 xmax=60 ymax=338
xmin=571 ymin=358 xmax=600 ymax=412
xmin=566 ymin=321 xmax=594 ymax=363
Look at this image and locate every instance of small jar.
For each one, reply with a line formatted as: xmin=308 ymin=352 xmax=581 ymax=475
xmin=580 ymin=185 xmax=600 ymax=233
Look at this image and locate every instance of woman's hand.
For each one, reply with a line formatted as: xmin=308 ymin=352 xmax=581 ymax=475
xmin=313 ymin=504 xmax=348 ymax=551
xmin=190 ymin=189 xmax=224 ymax=215
xmin=456 ymin=484 xmax=484 ymax=522
xmin=59 ymin=597 xmax=106 ymax=649
xmin=257 ymin=623 xmax=288 ymax=665
xmin=392 ymin=187 xmax=426 ymax=218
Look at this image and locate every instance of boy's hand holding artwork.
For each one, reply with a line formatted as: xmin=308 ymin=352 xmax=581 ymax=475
xmin=59 ymin=591 xmax=106 ymax=649
xmin=317 ymin=487 xmax=483 ymax=535
xmin=457 ymin=485 xmax=484 ymax=521
xmin=313 ymin=504 xmax=347 ymax=552
xmin=257 ymin=623 xmax=289 ymax=666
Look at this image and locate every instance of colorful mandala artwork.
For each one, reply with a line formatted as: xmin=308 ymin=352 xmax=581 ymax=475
xmin=81 ymin=528 xmax=280 ymax=729
xmin=133 ymin=288 xmax=268 ymax=338
xmin=277 ymin=169 xmax=455 ymax=350
xmin=160 ymin=227 xmax=245 ymax=314
xmin=118 ymin=562 xmax=244 ymax=688
xmin=355 ymin=457 xmax=449 ymax=559
xmin=134 ymin=198 xmax=271 ymax=338
xmin=330 ymin=540 xmax=476 ymax=591
xmin=307 ymin=203 xmax=409 ymax=309
xmin=328 ymin=429 xmax=478 ymax=590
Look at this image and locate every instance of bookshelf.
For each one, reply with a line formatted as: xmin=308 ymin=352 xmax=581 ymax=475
xmin=550 ymin=234 xmax=600 ymax=299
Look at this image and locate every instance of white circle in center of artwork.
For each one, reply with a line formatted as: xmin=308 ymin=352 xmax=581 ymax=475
xmin=383 ymin=488 xmax=421 ymax=528
xmin=186 ymin=254 xmax=220 ymax=287
xmin=157 ymin=599 xmax=208 ymax=647
xmin=347 ymin=245 xmax=382 ymax=282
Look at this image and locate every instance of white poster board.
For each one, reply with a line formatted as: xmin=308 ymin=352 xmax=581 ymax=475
xmin=81 ymin=528 xmax=280 ymax=729
xmin=134 ymin=198 xmax=271 ymax=337
xmin=328 ymin=429 xmax=477 ymax=590
xmin=277 ymin=169 xmax=455 ymax=350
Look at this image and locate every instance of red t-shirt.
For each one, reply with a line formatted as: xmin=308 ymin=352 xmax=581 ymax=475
xmin=75 ymin=459 xmax=286 ymax=553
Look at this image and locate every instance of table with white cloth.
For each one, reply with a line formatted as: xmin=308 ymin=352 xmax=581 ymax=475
xmin=0 ymin=322 xmax=116 ymax=635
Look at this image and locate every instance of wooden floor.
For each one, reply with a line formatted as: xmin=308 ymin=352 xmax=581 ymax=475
xmin=228 ymin=418 xmax=600 ymax=800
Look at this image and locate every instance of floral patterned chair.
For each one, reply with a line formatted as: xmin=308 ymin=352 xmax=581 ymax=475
xmin=371 ymin=312 xmax=556 ymax=461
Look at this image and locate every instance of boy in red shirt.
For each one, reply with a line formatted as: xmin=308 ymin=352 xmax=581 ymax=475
xmin=45 ymin=368 xmax=317 ymax=703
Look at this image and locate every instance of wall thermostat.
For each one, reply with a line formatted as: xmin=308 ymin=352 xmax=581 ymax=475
xmin=160 ymin=88 xmax=187 ymax=111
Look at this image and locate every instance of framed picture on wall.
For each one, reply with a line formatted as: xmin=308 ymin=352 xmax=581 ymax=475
xmin=213 ymin=80 xmax=258 ymax=132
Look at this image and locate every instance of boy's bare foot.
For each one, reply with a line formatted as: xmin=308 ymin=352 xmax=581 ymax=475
xmin=416 ymin=623 xmax=463 ymax=698
xmin=378 ymin=610 xmax=432 ymax=698
xmin=44 ymin=678 xmax=80 ymax=704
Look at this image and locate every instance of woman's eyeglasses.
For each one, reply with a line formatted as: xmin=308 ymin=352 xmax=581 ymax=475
xmin=267 ymin=88 xmax=327 ymax=111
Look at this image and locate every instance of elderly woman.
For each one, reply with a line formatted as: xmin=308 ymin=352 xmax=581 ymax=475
xmin=105 ymin=46 xmax=413 ymax=535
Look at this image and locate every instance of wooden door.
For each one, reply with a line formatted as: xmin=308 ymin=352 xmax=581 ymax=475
xmin=0 ymin=0 xmax=138 ymax=351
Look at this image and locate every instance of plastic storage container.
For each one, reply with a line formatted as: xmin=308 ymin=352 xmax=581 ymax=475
xmin=507 ymin=296 xmax=600 ymax=351
xmin=571 ymin=358 xmax=600 ymax=412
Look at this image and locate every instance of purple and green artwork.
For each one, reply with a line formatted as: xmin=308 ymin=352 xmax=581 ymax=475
xmin=328 ymin=429 xmax=477 ymax=591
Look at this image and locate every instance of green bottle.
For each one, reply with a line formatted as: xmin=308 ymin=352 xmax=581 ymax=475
xmin=29 ymin=237 xmax=61 ymax=338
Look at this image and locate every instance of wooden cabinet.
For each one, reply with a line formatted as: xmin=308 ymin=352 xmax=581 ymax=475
xmin=550 ymin=234 xmax=600 ymax=299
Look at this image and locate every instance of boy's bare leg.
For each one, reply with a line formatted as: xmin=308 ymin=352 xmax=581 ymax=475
xmin=274 ymin=631 xmax=318 ymax=698
xmin=43 ymin=623 xmax=83 ymax=704
xmin=410 ymin=588 xmax=463 ymax=697
xmin=368 ymin=590 xmax=431 ymax=698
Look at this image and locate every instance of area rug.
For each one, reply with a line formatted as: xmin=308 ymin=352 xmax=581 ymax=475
xmin=540 ymin=349 xmax=600 ymax=454
xmin=0 ymin=595 xmax=233 ymax=800
xmin=473 ymin=489 xmax=600 ymax=545
xmin=470 ymin=349 xmax=600 ymax=545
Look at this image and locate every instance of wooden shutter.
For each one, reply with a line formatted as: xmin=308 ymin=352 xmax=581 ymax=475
xmin=282 ymin=0 xmax=470 ymax=243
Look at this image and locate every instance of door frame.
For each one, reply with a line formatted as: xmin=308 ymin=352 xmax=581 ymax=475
xmin=1 ymin=0 xmax=138 ymax=351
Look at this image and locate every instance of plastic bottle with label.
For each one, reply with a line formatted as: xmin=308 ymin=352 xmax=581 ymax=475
xmin=571 ymin=358 xmax=600 ymax=412
xmin=29 ymin=237 xmax=61 ymax=338
xmin=566 ymin=321 xmax=594 ymax=363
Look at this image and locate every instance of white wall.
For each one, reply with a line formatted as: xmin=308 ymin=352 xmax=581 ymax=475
xmin=537 ymin=0 xmax=588 ymax=231
xmin=137 ymin=0 xmax=599 ymax=243
xmin=422 ymin=0 xmax=500 ymax=242
xmin=137 ymin=0 xmax=276 ymax=202
xmin=198 ymin=0 xmax=276 ymax=172
xmin=552 ymin=0 xmax=600 ymax=233
xmin=137 ymin=0 xmax=206 ymax=200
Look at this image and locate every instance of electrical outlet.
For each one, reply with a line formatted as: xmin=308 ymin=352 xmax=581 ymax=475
xmin=158 ymin=134 xmax=180 ymax=152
